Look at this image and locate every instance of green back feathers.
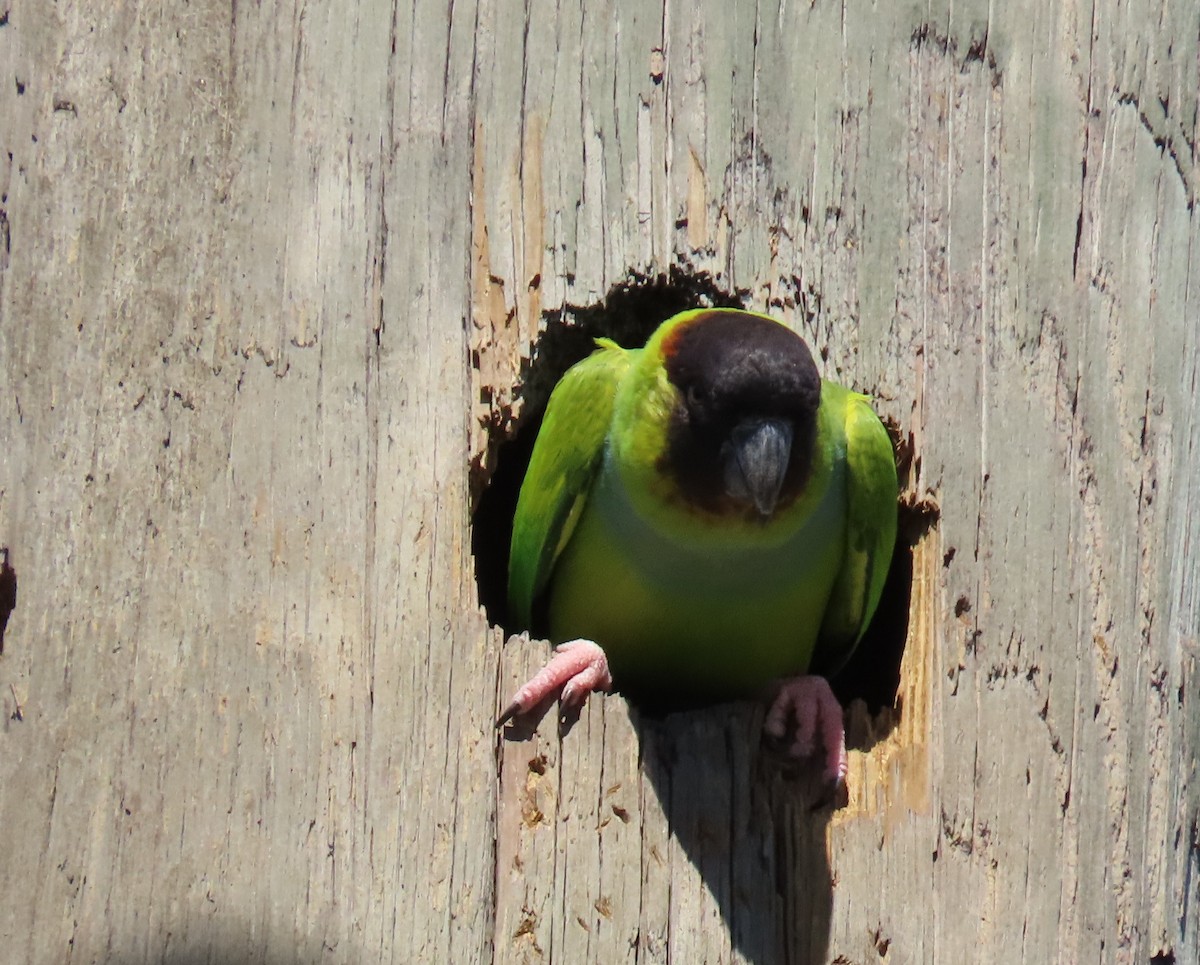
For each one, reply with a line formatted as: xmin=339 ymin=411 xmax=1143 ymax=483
xmin=812 ymin=384 xmax=898 ymax=671
xmin=507 ymin=338 xmax=633 ymax=627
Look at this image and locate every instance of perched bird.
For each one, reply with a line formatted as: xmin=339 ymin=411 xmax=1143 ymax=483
xmin=499 ymin=308 xmax=897 ymax=786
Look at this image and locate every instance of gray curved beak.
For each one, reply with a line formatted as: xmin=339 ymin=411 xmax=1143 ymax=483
xmin=722 ymin=417 xmax=793 ymax=516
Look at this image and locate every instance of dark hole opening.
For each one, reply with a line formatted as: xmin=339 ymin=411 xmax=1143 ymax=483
xmin=471 ymin=269 xmax=931 ymax=722
xmin=0 ymin=547 xmax=16 ymax=656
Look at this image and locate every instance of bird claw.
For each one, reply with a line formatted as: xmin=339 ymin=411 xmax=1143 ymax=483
xmin=498 ymin=639 xmax=613 ymax=734
xmin=763 ymin=674 xmax=847 ymax=795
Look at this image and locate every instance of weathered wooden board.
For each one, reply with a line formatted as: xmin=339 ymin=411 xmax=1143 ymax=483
xmin=1 ymin=1 xmax=1196 ymax=963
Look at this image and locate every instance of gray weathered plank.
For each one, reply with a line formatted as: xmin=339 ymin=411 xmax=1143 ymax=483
xmin=1 ymin=0 xmax=1197 ymax=963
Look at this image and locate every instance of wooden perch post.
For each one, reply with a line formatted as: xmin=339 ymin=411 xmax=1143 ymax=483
xmin=1 ymin=1 xmax=1197 ymax=963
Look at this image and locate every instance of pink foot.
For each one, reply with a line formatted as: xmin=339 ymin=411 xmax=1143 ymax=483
xmin=497 ymin=639 xmax=613 ymax=728
xmin=763 ymin=675 xmax=847 ymax=788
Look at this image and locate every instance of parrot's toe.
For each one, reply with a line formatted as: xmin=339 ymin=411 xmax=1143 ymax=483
xmin=498 ymin=639 xmax=613 ymax=732
xmin=764 ymin=674 xmax=847 ymax=790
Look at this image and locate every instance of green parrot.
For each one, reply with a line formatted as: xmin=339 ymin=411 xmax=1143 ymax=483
xmin=499 ymin=308 xmax=897 ymax=785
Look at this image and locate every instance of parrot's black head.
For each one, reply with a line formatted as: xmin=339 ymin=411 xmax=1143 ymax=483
xmin=659 ymin=310 xmax=821 ymax=518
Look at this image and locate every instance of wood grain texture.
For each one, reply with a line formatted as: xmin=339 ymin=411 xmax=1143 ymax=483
xmin=1 ymin=1 xmax=1196 ymax=963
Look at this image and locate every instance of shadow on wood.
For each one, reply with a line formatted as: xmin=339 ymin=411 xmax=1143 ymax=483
xmin=634 ymin=705 xmax=835 ymax=965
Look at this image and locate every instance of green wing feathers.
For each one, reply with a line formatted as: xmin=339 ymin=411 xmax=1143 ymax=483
xmin=507 ymin=340 xmax=632 ymax=628
xmin=814 ymin=392 xmax=898 ymax=672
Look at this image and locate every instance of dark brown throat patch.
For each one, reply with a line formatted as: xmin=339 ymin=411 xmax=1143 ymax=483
xmin=659 ymin=311 xmax=822 ymax=516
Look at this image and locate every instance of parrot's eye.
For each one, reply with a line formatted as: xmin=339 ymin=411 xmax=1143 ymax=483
xmin=685 ymin=384 xmax=705 ymax=409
